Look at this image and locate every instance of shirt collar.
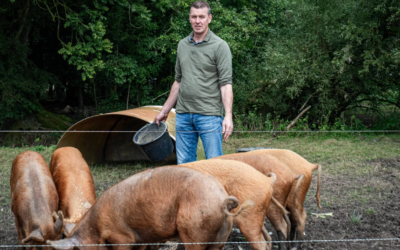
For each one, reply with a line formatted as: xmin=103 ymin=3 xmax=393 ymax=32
xmin=188 ymin=29 xmax=212 ymax=45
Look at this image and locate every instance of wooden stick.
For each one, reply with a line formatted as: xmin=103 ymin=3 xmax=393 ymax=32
xmin=151 ymin=91 xmax=170 ymax=102
xmin=287 ymin=106 xmax=312 ymax=130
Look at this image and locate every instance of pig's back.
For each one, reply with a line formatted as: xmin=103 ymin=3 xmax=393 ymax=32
xmin=84 ymin=167 xmax=227 ymax=242
xmin=50 ymin=147 xmax=96 ymax=221
xmin=11 ymin=151 xmax=58 ymax=228
xmin=180 ymin=159 xmax=272 ymax=204
xmin=245 ymin=149 xmax=317 ymax=175
xmin=215 ymin=154 xmax=294 ymax=187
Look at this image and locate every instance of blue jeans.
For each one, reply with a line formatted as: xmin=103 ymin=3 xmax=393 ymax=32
xmin=176 ymin=113 xmax=223 ymax=164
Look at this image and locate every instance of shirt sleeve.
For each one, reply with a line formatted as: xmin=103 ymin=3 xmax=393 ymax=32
xmin=216 ymin=41 xmax=233 ymax=87
xmin=175 ymin=44 xmax=182 ymax=82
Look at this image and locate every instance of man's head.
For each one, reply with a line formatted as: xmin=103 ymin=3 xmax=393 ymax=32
xmin=189 ymin=1 xmax=212 ymax=36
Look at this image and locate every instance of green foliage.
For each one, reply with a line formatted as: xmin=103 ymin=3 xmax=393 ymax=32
xmin=58 ymin=3 xmax=113 ymax=80
xmin=373 ymin=115 xmax=400 ymax=130
xmin=31 ymin=145 xmax=46 ymax=152
xmin=350 ymin=210 xmax=363 ymax=224
xmin=365 ymin=208 xmax=376 ymax=216
xmin=98 ymin=91 xmax=126 ymax=113
xmin=1 ymin=0 xmax=400 ymax=130
xmin=238 ymin=0 xmax=400 ymax=125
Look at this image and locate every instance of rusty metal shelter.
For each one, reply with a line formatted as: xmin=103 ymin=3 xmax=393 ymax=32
xmin=56 ymin=106 xmax=177 ymax=164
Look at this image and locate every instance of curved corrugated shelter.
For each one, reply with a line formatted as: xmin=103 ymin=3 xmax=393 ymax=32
xmin=56 ymin=106 xmax=176 ymax=164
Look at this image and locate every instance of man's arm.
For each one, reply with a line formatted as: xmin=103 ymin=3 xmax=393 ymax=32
xmin=217 ymin=41 xmax=233 ymax=142
xmin=221 ymin=84 xmax=233 ymax=142
xmin=155 ymin=42 xmax=182 ymax=125
xmin=154 ymin=80 xmax=180 ymax=125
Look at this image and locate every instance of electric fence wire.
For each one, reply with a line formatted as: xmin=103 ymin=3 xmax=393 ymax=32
xmin=0 ymin=238 xmax=399 ymax=248
xmin=0 ymin=130 xmax=399 ymax=133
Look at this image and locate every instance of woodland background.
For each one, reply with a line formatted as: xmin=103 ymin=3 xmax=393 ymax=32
xmin=1 ymin=0 xmax=400 ymax=135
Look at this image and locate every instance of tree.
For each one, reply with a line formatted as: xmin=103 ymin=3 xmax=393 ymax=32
xmin=243 ymin=0 xmax=400 ymax=125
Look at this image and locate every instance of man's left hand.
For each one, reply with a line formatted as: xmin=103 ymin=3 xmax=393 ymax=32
xmin=222 ymin=116 xmax=233 ymax=142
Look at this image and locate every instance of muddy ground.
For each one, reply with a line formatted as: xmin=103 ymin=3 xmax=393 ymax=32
xmin=1 ymin=157 xmax=399 ymax=250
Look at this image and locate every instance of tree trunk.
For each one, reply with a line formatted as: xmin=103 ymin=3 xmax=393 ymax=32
xmin=14 ymin=0 xmax=31 ymax=42
xmin=92 ymin=79 xmax=98 ymax=114
xmin=78 ymin=85 xmax=83 ymax=109
xmin=126 ymin=83 xmax=131 ymax=110
xmin=55 ymin=83 xmax=64 ymax=105
xmin=48 ymin=84 xmax=54 ymax=98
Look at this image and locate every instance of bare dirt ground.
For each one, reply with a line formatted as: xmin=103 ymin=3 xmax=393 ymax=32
xmin=1 ymin=135 xmax=399 ymax=249
xmin=223 ymin=157 xmax=400 ymax=250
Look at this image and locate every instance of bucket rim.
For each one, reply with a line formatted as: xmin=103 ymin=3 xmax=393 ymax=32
xmin=133 ymin=121 xmax=168 ymax=146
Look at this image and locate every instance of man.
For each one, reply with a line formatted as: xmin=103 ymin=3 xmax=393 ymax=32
xmin=154 ymin=1 xmax=233 ymax=164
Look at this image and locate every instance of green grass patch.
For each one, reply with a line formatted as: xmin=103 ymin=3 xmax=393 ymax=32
xmin=1 ymin=133 xmax=399 ymax=242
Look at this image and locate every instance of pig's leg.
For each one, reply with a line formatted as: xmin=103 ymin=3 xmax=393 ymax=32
xmin=177 ymin=207 xmax=223 ymax=250
xmin=179 ymin=224 xmax=222 ymax=250
xmin=133 ymin=245 xmax=148 ymax=250
xmin=286 ymin=206 xmax=306 ymax=250
xmin=234 ymin=214 xmax=270 ymax=250
xmin=206 ymin=217 xmax=234 ymax=250
xmin=181 ymin=245 xmax=206 ymax=250
xmin=176 ymin=244 xmax=185 ymax=250
xmin=288 ymin=214 xmax=297 ymax=241
xmin=102 ymin=234 xmax=136 ymax=250
xmin=286 ymin=184 xmax=308 ymax=250
xmin=266 ymin=201 xmax=289 ymax=250
xmin=15 ymin=218 xmax=25 ymax=250
xmin=291 ymin=208 xmax=306 ymax=250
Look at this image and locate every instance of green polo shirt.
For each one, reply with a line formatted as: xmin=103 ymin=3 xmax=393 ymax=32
xmin=175 ymin=29 xmax=232 ymax=116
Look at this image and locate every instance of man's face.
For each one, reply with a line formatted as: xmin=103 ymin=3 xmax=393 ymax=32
xmin=189 ymin=7 xmax=212 ymax=36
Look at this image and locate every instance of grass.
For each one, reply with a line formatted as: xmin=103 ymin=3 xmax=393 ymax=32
xmin=1 ymin=133 xmax=400 ymax=199
xmin=0 ymin=133 xmax=400 ymax=244
xmin=350 ymin=210 xmax=363 ymax=224
xmin=365 ymin=208 xmax=376 ymax=216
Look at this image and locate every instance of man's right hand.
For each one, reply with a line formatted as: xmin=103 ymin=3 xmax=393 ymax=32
xmin=153 ymin=80 xmax=180 ymax=126
xmin=154 ymin=111 xmax=169 ymax=126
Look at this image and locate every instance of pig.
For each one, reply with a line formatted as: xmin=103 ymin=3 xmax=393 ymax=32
xmin=10 ymin=151 xmax=64 ymax=249
xmin=244 ymin=149 xmax=321 ymax=250
xmin=50 ymin=147 xmax=96 ymax=237
xmin=214 ymin=153 xmax=304 ymax=250
xmin=47 ymin=166 xmax=253 ymax=250
xmin=178 ymin=159 xmax=290 ymax=250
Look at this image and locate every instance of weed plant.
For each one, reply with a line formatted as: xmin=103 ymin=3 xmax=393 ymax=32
xmin=233 ymin=109 xmax=399 ymax=140
xmin=350 ymin=210 xmax=363 ymax=224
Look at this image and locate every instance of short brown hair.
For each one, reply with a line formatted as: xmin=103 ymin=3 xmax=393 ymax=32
xmin=190 ymin=1 xmax=211 ymax=15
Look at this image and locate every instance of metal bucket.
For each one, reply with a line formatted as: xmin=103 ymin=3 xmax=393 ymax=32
xmin=133 ymin=122 xmax=174 ymax=162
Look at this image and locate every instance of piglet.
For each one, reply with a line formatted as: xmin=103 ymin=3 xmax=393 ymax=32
xmin=10 ymin=151 xmax=64 ymax=248
xmin=215 ymin=153 xmax=304 ymax=250
xmin=50 ymin=147 xmax=96 ymax=236
xmin=179 ymin=159 xmax=287 ymax=250
xmin=47 ymin=166 xmax=253 ymax=250
xmin=245 ymin=149 xmax=322 ymax=250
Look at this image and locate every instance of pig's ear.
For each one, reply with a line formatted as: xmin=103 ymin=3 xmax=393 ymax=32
xmin=82 ymin=201 xmax=92 ymax=214
xmin=63 ymin=223 xmax=76 ymax=237
xmin=22 ymin=229 xmax=44 ymax=244
xmin=46 ymin=238 xmax=76 ymax=250
xmin=53 ymin=211 xmax=64 ymax=234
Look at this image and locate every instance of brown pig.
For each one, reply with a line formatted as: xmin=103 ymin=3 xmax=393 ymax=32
xmin=10 ymin=151 xmax=64 ymax=248
xmin=244 ymin=149 xmax=322 ymax=250
xmin=47 ymin=166 xmax=253 ymax=250
xmin=215 ymin=154 xmax=304 ymax=250
xmin=178 ymin=159 xmax=289 ymax=250
xmin=50 ymin=147 xmax=96 ymax=236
